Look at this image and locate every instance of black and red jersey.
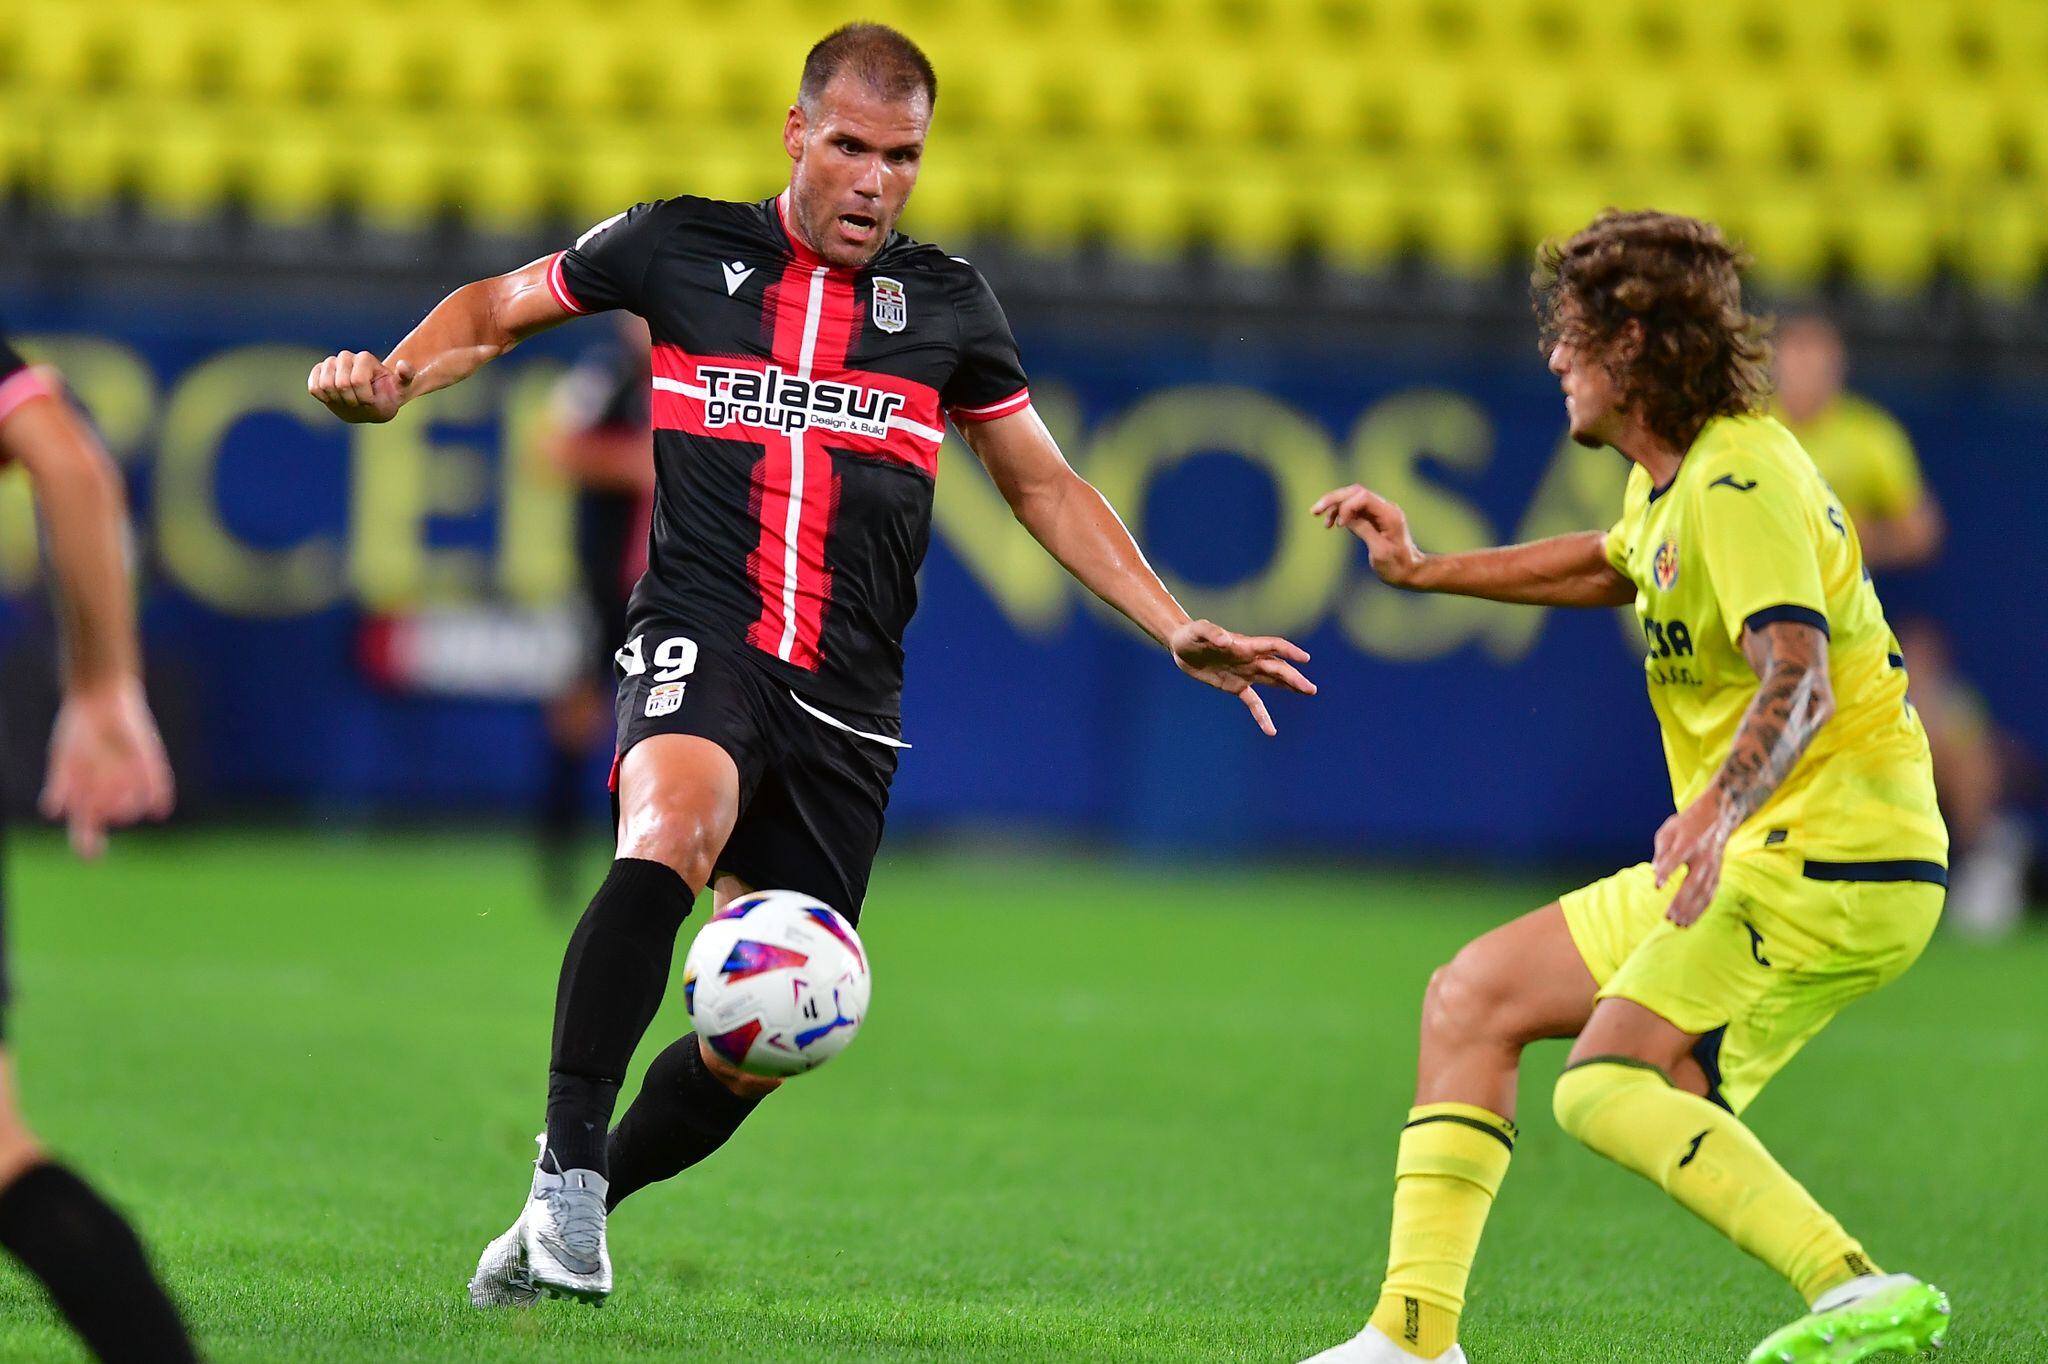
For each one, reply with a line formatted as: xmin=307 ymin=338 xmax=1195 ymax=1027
xmin=548 ymin=192 xmax=1030 ymax=717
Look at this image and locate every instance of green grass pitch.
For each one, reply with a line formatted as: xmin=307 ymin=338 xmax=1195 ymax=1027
xmin=0 ymin=830 xmax=2041 ymax=1361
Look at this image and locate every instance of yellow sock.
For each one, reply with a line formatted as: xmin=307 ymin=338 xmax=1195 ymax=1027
xmin=1553 ymin=1059 xmax=1879 ymax=1305
xmin=1367 ymin=1102 xmax=1517 ymax=1359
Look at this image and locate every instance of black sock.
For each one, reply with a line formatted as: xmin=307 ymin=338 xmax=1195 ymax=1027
xmin=547 ymin=858 xmax=695 ymax=1175
xmin=0 ymin=1162 xmax=196 ymax=1363
xmin=605 ymin=1033 xmax=765 ymax=1210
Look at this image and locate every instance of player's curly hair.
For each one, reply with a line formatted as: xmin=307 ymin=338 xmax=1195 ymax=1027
xmin=1532 ymin=210 xmax=1773 ymax=451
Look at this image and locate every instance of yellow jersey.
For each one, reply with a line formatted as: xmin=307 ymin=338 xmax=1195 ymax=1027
xmin=1778 ymin=393 xmax=1927 ymax=527
xmin=1603 ymin=414 xmax=1947 ymax=868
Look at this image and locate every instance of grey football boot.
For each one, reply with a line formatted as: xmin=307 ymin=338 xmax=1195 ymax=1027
xmin=518 ymin=1144 xmax=613 ymax=1304
xmin=468 ymin=1134 xmax=544 ymax=1308
xmin=467 ymin=1209 xmax=538 ymax=1308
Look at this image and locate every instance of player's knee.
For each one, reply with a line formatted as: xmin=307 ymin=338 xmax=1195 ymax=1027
xmin=615 ymin=738 xmax=741 ymax=887
xmin=615 ymin=776 xmax=735 ymax=887
xmin=1422 ymin=947 xmax=1521 ymax=1048
xmin=616 ymin=806 xmax=721 ymax=888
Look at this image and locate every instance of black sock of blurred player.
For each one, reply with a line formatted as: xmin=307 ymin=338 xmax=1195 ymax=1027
xmin=0 ymin=1162 xmax=197 ymax=1363
xmin=547 ymin=858 xmax=695 ymax=1176
xmin=603 ymin=1033 xmax=764 ymax=1209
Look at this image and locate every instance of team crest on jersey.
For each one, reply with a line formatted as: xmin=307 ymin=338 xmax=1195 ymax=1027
xmin=871 ymin=277 xmax=907 ymax=333
xmin=1652 ymin=539 xmax=1680 ymax=591
xmin=645 ymin=681 xmax=686 ymax=717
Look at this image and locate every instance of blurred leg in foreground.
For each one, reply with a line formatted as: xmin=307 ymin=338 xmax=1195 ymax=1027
xmin=0 ymin=346 xmax=194 ymax=1359
xmin=0 ymin=1058 xmax=194 ymax=1363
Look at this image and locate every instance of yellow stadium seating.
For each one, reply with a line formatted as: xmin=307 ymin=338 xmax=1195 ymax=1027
xmin=0 ymin=0 xmax=2041 ymax=291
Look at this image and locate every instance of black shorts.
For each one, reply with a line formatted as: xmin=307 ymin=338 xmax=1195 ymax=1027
xmin=611 ymin=627 xmax=902 ymax=923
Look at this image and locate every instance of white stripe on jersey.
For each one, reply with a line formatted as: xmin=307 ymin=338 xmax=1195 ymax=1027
xmin=575 ymin=209 xmax=630 ymax=250
xmin=950 ymin=388 xmax=1032 ymax=421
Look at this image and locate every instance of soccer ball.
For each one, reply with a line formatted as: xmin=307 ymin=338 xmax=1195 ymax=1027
xmin=681 ymin=890 xmax=871 ymax=1077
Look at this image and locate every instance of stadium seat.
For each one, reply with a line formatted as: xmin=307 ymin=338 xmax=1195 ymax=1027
xmin=1831 ymin=178 xmax=1943 ymax=294
xmin=1804 ymin=75 xmax=1900 ymax=178
xmin=1956 ymin=184 xmax=2045 ymax=296
xmin=239 ymin=115 xmax=348 ymax=226
xmin=1735 ymin=176 xmax=1831 ymax=285
xmin=1320 ymin=161 xmax=1405 ymax=270
xmin=0 ymin=94 xmax=43 ymax=195
xmin=1910 ymin=85 xmax=2005 ymax=182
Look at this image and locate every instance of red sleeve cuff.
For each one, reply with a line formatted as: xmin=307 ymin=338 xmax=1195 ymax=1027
xmin=545 ymin=251 xmax=589 ymax=315
xmin=947 ymin=387 xmax=1031 ymax=423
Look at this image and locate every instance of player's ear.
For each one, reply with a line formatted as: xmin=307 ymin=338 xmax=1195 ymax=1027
xmin=1614 ymin=318 xmax=1645 ymax=366
xmin=783 ymin=104 xmax=806 ymax=162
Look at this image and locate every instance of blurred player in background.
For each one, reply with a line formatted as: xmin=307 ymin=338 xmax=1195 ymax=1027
xmin=1892 ymin=617 xmax=2033 ymax=936
xmin=535 ymin=317 xmax=655 ymax=910
xmin=310 ymin=23 xmax=1314 ymax=1309
xmin=1772 ymin=314 xmax=1942 ymax=573
xmin=1775 ymin=314 xmax=2031 ymax=935
xmin=0 ymin=336 xmax=192 ymax=1360
xmin=1306 ymin=213 xmax=1950 ymax=1364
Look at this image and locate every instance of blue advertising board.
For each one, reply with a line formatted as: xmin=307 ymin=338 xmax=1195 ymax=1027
xmin=1 ymin=286 xmax=2038 ymax=864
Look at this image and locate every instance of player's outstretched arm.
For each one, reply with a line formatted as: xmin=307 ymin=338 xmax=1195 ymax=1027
xmin=1654 ymin=619 xmax=1835 ymax=925
xmin=1314 ymin=482 xmax=1635 ymax=607
xmin=0 ymin=383 xmax=174 ymax=858
xmin=958 ymin=406 xmax=1315 ymax=735
xmin=307 ymin=256 xmax=575 ymax=424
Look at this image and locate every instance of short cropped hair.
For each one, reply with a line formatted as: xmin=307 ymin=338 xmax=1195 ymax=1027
xmin=1533 ymin=210 xmax=1772 ymax=452
xmin=799 ymin=23 xmax=938 ymax=113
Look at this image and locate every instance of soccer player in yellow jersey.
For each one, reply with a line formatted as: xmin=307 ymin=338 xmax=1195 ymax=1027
xmin=1299 ymin=212 xmax=1951 ymax=1364
xmin=1773 ymin=314 xmax=1943 ymax=573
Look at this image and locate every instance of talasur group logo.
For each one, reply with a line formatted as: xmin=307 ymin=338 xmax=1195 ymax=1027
xmin=694 ymin=362 xmax=907 ymax=439
xmin=1653 ymin=539 xmax=1680 ymax=591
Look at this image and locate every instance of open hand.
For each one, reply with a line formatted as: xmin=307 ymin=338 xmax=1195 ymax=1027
xmin=41 ymin=677 xmax=175 ymax=859
xmin=1312 ymin=484 xmax=1426 ymax=587
xmin=1652 ymin=790 xmax=1734 ymax=926
xmin=308 ymin=351 xmax=414 ymax=424
xmin=1168 ymin=620 xmax=1315 ymax=736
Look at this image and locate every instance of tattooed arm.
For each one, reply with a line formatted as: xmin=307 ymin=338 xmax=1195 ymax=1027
xmin=1652 ymin=620 xmax=1836 ymax=925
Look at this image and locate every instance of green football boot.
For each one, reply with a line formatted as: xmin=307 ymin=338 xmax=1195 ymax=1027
xmin=1747 ymin=1273 xmax=1950 ymax=1364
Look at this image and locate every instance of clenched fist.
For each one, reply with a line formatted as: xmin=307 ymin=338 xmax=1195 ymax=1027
xmin=308 ymin=351 xmax=415 ymax=423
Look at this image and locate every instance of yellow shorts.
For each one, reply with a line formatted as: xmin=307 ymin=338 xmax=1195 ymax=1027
xmin=1560 ymin=850 xmax=1943 ymax=1115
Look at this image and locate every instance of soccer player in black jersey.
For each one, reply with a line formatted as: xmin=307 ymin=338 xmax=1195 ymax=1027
xmin=0 ymin=335 xmax=193 ymax=1360
xmin=308 ymin=24 xmax=1316 ymax=1305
